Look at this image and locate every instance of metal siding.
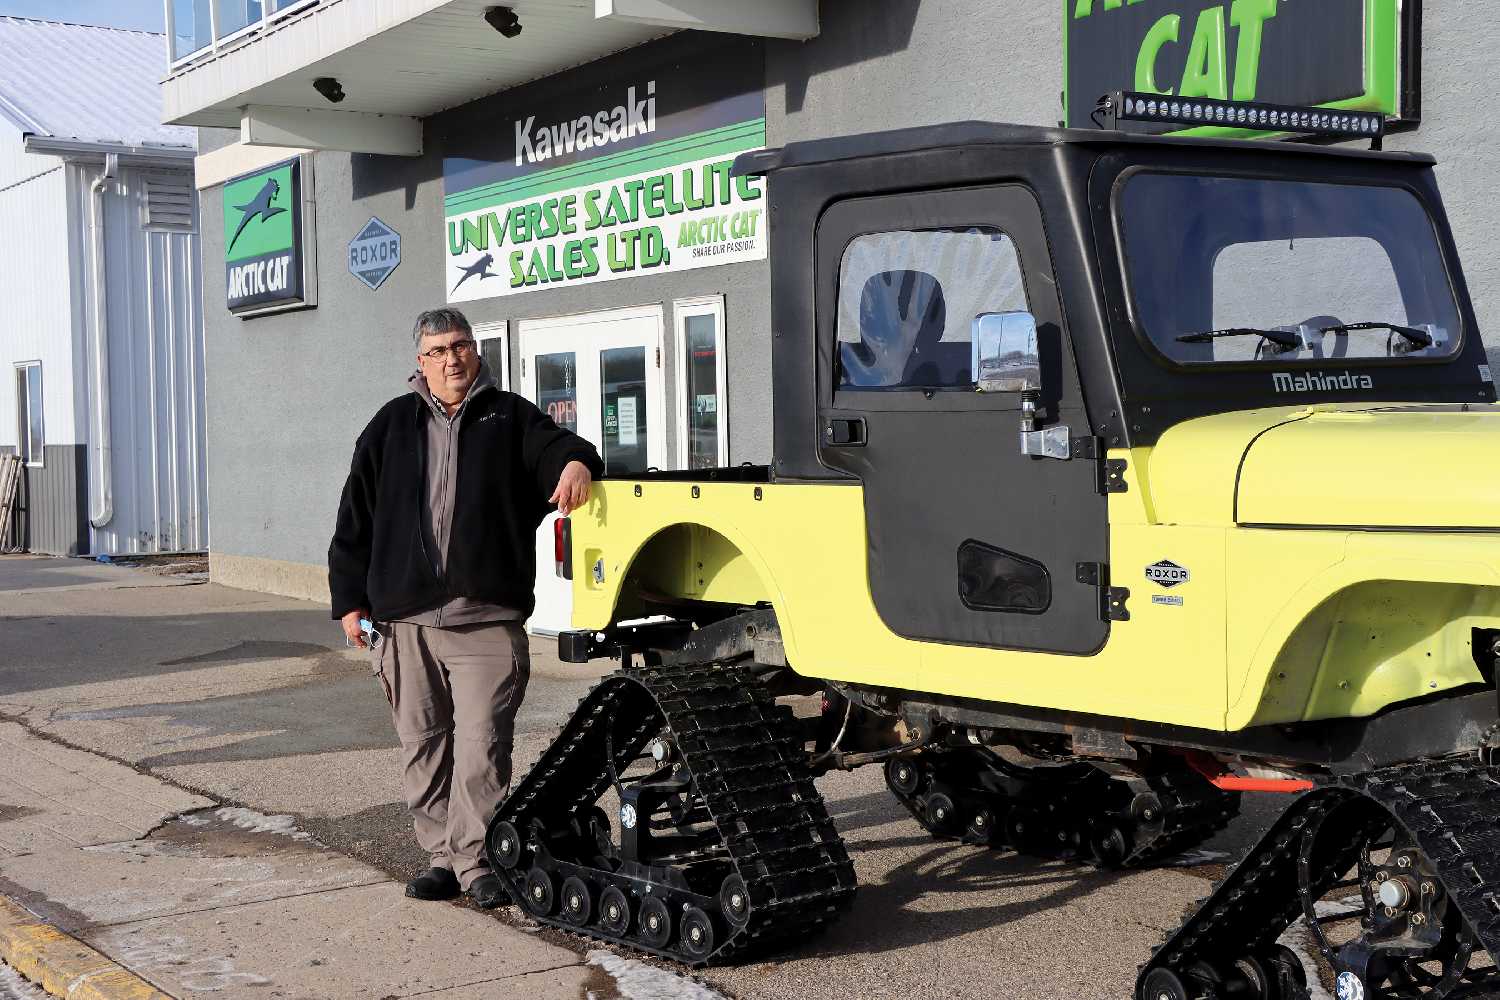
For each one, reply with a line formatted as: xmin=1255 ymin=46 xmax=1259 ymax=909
xmin=0 ymin=132 xmax=78 ymax=451
xmin=87 ymin=165 xmax=209 ymax=555
xmin=4 ymin=444 xmax=88 ymax=555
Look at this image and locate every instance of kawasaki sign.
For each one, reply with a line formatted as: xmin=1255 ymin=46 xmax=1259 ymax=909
xmin=1064 ymin=0 xmax=1414 ymax=132
xmin=224 ymin=156 xmax=315 ymax=315
xmin=442 ymin=37 xmax=766 ymax=303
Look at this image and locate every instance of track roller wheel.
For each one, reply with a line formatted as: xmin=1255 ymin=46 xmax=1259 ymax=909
xmin=680 ymin=905 xmax=716 ymax=962
xmin=886 ymin=758 xmax=923 ymax=797
xmin=1139 ymin=966 xmax=1193 ymax=1000
xmin=558 ymin=876 xmax=593 ymax=926
xmin=489 ymin=820 xmax=523 ymax=870
xmin=966 ymin=808 xmax=998 ymax=845
xmin=598 ymin=886 xmax=631 ymax=937
xmin=1089 ymin=824 xmax=1131 ymax=869
xmin=638 ymin=894 xmax=673 ymax=948
xmin=523 ymin=866 xmax=556 ymax=917
xmin=718 ymin=873 xmax=751 ymax=930
xmin=925 ymin=789 xmax=960 ymax=835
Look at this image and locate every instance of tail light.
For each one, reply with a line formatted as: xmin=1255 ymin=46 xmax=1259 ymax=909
xmin=554 ymin=517 xmax=573 ymax=579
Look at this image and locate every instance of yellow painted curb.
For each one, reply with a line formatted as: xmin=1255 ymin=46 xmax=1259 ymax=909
xmin=0 ymin=895 xmax=174 ymax=1000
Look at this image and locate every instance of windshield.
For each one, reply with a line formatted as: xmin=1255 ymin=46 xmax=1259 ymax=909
xmin=1118 ymin=174 xmax=1462 ymax=365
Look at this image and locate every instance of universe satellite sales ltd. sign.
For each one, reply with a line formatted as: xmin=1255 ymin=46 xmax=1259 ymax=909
xmin=1064 ymin=0 xmax=1409 ymax=131
xmin=442 ymin=46 xmax=766 ymax=303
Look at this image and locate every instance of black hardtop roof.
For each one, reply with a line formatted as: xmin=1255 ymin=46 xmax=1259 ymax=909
xmin=733 ymin=120 xmax=1435 ymax=176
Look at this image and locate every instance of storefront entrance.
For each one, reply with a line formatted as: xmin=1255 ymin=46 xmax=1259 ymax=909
xmin=520 ymin=305 xmax=666 ymax=634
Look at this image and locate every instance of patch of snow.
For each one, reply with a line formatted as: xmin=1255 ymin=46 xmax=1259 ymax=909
xmin=0 ymin=965 xmax=48 ymax=1000
xmin=1165 ymin=849 xmax=1232 ymax=867
xmin=1278 ymin=922 xmax=1336 ymax=1000
xmin=586 ymin=950 xmax=727 ymax=1000
xmin=213 ymin=807 xmax=312 ymax=840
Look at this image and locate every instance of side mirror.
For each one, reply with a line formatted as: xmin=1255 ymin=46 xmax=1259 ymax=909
xmin=972 ymin=311 xmax=1041 ymax=394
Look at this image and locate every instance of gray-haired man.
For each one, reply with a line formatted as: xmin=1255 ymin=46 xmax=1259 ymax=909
xmin=329 ymin=307 xmax=603 ymax=906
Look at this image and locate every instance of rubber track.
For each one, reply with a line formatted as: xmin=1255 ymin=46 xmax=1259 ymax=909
xmin=887 ymin=750 xmax=1239 ymax=868
xmin=1137 ymin=756 xmax=1500 ymax=999
xmin=487 ymin=659 xmax=857 ymax=965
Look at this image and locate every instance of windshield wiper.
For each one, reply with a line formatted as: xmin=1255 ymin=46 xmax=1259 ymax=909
xmin=1175 ymin=327 xmax=1302 ymax=349
xmin=1319 ymin=321 xmax=1433 ymax=348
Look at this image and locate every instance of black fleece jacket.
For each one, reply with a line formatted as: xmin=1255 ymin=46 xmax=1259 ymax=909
xmin=328 ymin=386 xmax=603 ymax=622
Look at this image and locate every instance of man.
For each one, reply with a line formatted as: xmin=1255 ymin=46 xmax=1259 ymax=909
xmin=329 ymin=307 xmax=601 ymax=907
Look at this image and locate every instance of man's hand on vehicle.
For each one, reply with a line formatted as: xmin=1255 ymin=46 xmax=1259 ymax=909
xmin=551 ymin=461 xmax=593 ymax=515
xmin=342 ymin=609 xmax=372 ymax=649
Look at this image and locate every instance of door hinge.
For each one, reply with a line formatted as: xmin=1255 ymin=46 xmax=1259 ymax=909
xmin=1077 ymin=562 xmax=1131 ymax=622
xmin=1103 ymin=458 xmax=1128 ymax=494
xmin=520 ymin=357 xmax=526 ymax=377
xmin=655 ymin=346 xmax=661 ymax=368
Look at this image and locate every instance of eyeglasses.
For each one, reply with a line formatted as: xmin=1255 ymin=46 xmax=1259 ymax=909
xmin=421 ymin=339 xmax=477 ymax=361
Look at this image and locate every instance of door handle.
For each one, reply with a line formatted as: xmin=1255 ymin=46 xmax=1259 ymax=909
xmin=826 ymin=417 xmax=866 ymax=447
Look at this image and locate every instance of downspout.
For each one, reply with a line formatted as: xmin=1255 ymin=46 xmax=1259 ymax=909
xmin=88 ymin=154 xmax=117 ymax=529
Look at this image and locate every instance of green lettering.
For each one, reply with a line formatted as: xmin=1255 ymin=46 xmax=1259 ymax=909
xmin=1179 ymin=7 xmax=1228 ymax=101
xmin=508 ymin=250 xmax=525 ymax=288
xmin=583 ymin=189 xmax=603 ymax=231
xmin=456 ymin=217 xmax=486 ymax=254
xmin=1135 ymin=14 xmax=1181 ymax=95
xmin=1229 ymin=0 xmax=1277 ymax=101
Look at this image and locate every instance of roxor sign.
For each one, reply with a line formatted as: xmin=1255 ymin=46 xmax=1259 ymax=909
xmin=224 ymin=157 xmax=310 ymax=314
xmin=348 ymin=217 xmax=401 ymax=291
xmin=1064 ymin=0 xmax=1405 ymax=131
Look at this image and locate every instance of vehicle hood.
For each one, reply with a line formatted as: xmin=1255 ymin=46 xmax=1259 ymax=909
xmin=1143 ymin=403 xmax=1500 ymax=529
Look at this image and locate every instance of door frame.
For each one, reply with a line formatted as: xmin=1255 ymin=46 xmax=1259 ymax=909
xmin=672 ymin=295 xmax=730 ymax=469
xmin=473 ymin=320 xmax=509 ymax=391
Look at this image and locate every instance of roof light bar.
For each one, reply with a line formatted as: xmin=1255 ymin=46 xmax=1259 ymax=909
xmin=1100 ymin=91 xmax=1386 ymax=144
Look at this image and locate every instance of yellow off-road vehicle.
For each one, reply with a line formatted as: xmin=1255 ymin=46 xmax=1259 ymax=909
xmin=488 ymin=94 xmax=1500 ymax=1000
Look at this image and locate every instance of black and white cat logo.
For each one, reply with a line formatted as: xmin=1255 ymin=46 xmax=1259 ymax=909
xmin=1145 ymin=560 xmax=1190 ymax=588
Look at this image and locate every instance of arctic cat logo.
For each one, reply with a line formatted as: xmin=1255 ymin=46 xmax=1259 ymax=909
xmin=515 ymin=81 xmax=656 ymax=167
xmin=1145 ymin=560 xmax=1190 ymax=588
xmin=1272 ymin=371 xmax=1375 ymax=393
xmin=227 ymin=177 xmax=287 ymax=253
xmin=452 ymin=252 xmax=498 ymax=294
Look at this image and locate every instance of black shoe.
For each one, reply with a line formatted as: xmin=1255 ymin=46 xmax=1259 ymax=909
xmin=467 ymin=872 xmax=508 ymax=909
xmin=405 ymin=867 xmax=460 ymax=900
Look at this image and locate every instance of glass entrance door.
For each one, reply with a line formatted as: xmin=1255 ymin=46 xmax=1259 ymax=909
xmin=519 ymin=306 xmax=665 ymax=634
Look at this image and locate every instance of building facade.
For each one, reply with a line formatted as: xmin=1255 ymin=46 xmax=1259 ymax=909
xmin=165 ymin=1 xmax=1500 ymax=629
xmin=0 ymin=17 xmax=207 ymax=557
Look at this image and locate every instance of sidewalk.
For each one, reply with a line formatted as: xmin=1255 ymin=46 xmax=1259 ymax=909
xmin=0 ymin=556 xmax=719 ymax=999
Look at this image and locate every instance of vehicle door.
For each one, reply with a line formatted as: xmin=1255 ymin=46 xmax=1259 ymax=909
xmin=815 ymin=185 xmax=1109 ymax=653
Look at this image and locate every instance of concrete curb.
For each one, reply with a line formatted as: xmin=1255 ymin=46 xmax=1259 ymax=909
xmin=0 ymin=895 xmax=173 ymax=1000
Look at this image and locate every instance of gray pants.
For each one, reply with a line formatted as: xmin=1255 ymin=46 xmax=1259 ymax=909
xmin=371 ymin=620 xmax=530 ymax=889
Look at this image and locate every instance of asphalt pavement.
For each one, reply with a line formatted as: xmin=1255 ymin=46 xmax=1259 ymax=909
xmin=0 ymin=554 xmax=1297 ymax=999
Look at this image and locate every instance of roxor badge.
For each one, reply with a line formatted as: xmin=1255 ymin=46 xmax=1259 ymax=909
xmin=1145 ymin=560 xmax=1190 ymax=588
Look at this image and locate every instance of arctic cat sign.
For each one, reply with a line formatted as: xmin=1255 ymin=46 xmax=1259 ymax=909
xmin=442 ymin=38 xmax=766 ymax=303
xmin=224 ymin=157 xmax=310 ymax=315
xmin=1064 ymin=0 xmax=1409 ymax=131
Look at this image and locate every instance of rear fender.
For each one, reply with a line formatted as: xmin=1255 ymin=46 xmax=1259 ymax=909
xmin=569 ymin=483 xmax=781 ymax=630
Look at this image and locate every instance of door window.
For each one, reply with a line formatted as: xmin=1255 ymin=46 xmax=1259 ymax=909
xmin=836 ymin=228 xmax=1027 ymax=389
xmin=674 ymin=296 xmax=728 ymax=469
xmin=14 ymin=363 xmax=42 ymax=467
xmin=535 ymin=352 xmax=578 ymax=432
xmin=600 ymin=346 xmax=649 ymax=475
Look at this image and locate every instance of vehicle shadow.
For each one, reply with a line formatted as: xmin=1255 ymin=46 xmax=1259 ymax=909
xmin=814 ymin=839 xmax=1130 ymax=959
